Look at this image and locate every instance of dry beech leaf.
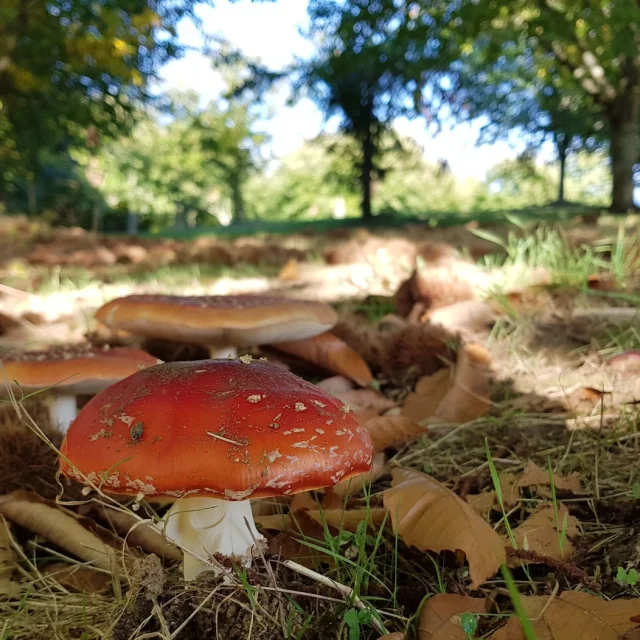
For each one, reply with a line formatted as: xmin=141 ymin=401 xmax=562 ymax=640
xmin=510 ymin=505 xmax=579 ymax=564
xmin=0 ymin=491 xmax=135 ymax=573
xmin=402 ymin=369 xmax=452 ymax=422
xmin=255 ymin=513 xmax=297 ymax=533
xmin=492 ymin=592 xmax=640 ymax=640
xmin=498 ymin=472 xmax=520 ymax=508
xmin=384 ymin=468 xmax=506 ymax=588
xmin=425 ymin=299 xmax=500 ymax=335
xmin=251 ymin=496 xmax=290 ymax=517
xmin=565 ymin=386 xmax=607 ymax=414
xmin=0 ymin=514 xmax=19 ymax=596
xmin=378 ymin=634 xmax=406 ymax=640
xmin=465 ymin=492 xmax=496 ymax=518
xmin=43 ymin=563 xmax=111 ymax=593
xmin=315 ymin=375 xmax=355 ymax=395
xmin=490 ymin=595 xmax=551 ymax=640
xmin=435 ymin=343 xmax=493 ymax=424
xmin=518 ymin=461 xmax=583 ymax=494
xmin=290 ymin=491 xmax=320 ymax=513
xmin=354 ymin=407 xmax=384 ymax=421
xmin=333 ymin=452 xmax=388 ymax=498
xmin=89 ymin=504 xmax=182 ymax=562
xmin=272 ymin=332 xmax=373 ymax=387
xmin=334 ymin=388 xmax=396 ymax=413
xmin=364 ymin=415 xmax=428 ymax=451
xmin=278 ymin=258 xmax=299 ymax=281
xmin=419 ymin=594 xmax=487 ymax=639
xmin=306 ymin=508 xmax=388 ymax=532
xmin=320 ymin=487 xmax=344 ymax=510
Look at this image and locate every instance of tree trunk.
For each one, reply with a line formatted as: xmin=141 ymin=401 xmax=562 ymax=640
xmin=27 ymin=182 xmax=37 ymax=216
xmin=360 ymin=129 xmax=374 ymax=221
xmin=229 ymin=175 xmax=245 ymax=225
xmin=127 ymin=210 xmax=138 ymax=235
xmin=555 ymin=135 xmax=570 ymax=205
xmin=92 ymin=201 xmax=102 ymax=234
xmin=609 ymin=70 xmax=640 ymax=212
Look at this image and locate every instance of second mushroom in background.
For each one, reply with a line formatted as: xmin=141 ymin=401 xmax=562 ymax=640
xmin=94 ymin=294 xmax=338 ymax=359
xmin=0 ymin=346 xmax=161 ymax=432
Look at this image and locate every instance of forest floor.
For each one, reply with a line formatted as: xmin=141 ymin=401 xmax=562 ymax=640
xmin=1 ymin=212 xmax=640 ymax=639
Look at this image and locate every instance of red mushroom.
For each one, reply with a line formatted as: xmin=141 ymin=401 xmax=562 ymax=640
xmin=0 ymin=346 xmax=161 ymax=432
xmin=95 ymin=294 xmax=338 ymax=359
xmin=59 ymin=358 xmax=373 ymax=580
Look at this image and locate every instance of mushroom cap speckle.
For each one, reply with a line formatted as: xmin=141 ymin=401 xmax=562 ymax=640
xmin=95 ymin=294 xmax=338 ymax=346
xmin=59 ymin=359 xmax=373 ymax=500
xmin=0 ymin=346 xmax=161 ymax=395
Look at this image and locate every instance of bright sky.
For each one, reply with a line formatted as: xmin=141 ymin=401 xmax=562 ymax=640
xmin=159 ymin=0 xmax=556 ymax=181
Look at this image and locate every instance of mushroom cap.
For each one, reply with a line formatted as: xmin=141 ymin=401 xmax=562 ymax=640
xmin=60 ymin=358 xmax=373 ymax=500
xmin=0 ymin=346 xmax=161 ymax=395
xmin=95 ymin=294 xmax=338 ymax=346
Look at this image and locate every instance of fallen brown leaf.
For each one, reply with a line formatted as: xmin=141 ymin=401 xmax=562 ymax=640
xmin=498 ymin=472 xmax=520 ymax=508
xmin=364 ymin=415 xmax=428 ymax=452
xmin=333 ymin=452 xmax=387 ymax=498
xmin=564 ymin=386 xmax=607 ymax=414
xmin=250 ymin=496 xmax=290 ymax=517
xmin=435 ymin=343 xmax=493 ymax=424
xmin=43 ymin=563 xmax=111 ymax=593
xmin=89 ymin=504 xmax=182 ymax=562
xmin=290 ymin=491 xmax=320 ymax=513
xmin=306 ymin=508 xmax=388 ymax=532
xmin=419 ymin=594 xmax=487 ymax=639
xmin=425 ymin=299 xmax=500 ymax=335
xmin=272 ymin=332 xmax=373 ymax=387
xmin=0 ymin=491 xmax=135 ymax=574
xmin=384 ymin=468 xmax=506 ymax=588
xmin=465 ymin=491 xmax=496 ymax=518
xmin=278 ymin=258 xmax=299 ymax=281
xmin=490 ymin=595 xmax=551 ymax=639
xmin=0 ymin=514 xmax=19 ymax=596
xmin=377 ymin=634 xmax=405 ymax=640
xmin=510 ymin=505 xmax=579 ymax=563
xmin=333 ymin=388 xmax=396 ymax=413
xmin=492 ymin=592 xmax=640 ymax=640
xmin=518 ymin=461 xmax=583 ymax=494
xmin=401 ymin=369 xmax=452 ymax=422
xmin=315 ymin=375 xmax=355 ymax=395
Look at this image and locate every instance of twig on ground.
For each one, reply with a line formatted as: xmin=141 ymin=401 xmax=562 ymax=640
xmin=282 ymin=559 xmax=388 ymax=635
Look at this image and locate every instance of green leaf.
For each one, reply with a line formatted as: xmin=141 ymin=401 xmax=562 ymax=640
xmin=460 ymin=612 xmax=478 ymax=635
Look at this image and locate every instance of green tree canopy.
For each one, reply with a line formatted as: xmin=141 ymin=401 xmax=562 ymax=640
xmin=0 ymin=0 xmax=208 ymax=195
xmin=454 ymin=0 xmax=640 ymax=211
xmin=459 ymin=42 xmax=606 ymax=204
xmin=291 ymin=0 xmax=457 ymax=220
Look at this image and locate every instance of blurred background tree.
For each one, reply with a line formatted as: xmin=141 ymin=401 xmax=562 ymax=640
xmin=0 ymin=0 xmax=632 ymax=231
xmin=454 ymin=0 xmax=640 ymax=212
xmin=0 ymin=0 xmax=207 ymax=213
xmin=293 ymin=0 xmax=458 ymax=219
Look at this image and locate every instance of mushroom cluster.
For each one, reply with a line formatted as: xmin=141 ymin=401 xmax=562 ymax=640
xmin=60 ymin=358 xmax=373 ymax=580
xmin=2 ymin=291 xmax=375 ymax=580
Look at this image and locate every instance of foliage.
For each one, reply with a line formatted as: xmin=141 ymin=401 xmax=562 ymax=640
xmin=0 ymin=0 xmax=207 ymax=192
xmin=293 ymin=0 xmax=458 ymax=219
xmin=453 ymin=0 xmax=640 ymax=211
xmin=75 ymin=88 xmax=267 ymax=231
xmin=476 ymin=151 xmax=610 ymax=212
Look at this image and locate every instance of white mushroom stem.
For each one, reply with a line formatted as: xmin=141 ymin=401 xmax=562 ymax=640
xmin=164 ymin=497 xmax=264 ymax=581
xmin=208 ymin=346 xmax=238 ymax=359
xmin=45 ymin=394 xmax=78 ymax=433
